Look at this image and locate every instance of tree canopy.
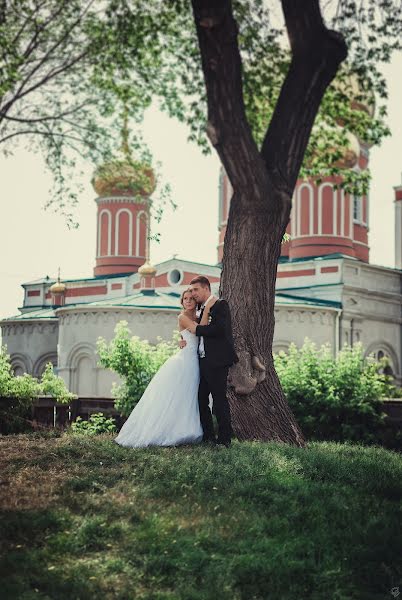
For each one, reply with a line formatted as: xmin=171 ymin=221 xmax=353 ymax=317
xmin=1 ymin=0 xmax=401 ymax=224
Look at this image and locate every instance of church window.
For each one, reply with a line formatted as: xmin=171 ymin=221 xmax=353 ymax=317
xmin=168 ymin=269 xmax=183 ymax=286
xmin=353 ymin=195 xmax=362 ymax=223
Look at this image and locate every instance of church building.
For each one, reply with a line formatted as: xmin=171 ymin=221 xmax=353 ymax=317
xmin=2 ymin=142 xmax=402 ymax=396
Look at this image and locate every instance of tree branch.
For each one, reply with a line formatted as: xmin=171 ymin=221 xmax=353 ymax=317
xmin=0 ymin=48 xmax=90 ymax=118
xmin=1 ymin=0 xmax=94 ymax=117
xmin=191 ymin=0 xmax=266 ymax=201
xmin=2 ymin=101 xmax=90 ymax=123
xmin=260 ymin=0 xmax=347 ymax=195
xmin=0 ymin=128 xmax=85 ymax=145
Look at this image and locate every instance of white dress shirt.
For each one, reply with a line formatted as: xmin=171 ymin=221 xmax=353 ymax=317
xmin=197 ymin=295 xmax=213 ymax=358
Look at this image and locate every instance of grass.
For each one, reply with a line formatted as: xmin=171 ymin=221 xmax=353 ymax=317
xmin=0 ymin=433 xmax=401 ymax=600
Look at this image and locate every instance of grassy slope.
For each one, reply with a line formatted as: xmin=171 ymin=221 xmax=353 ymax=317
xmin=0 ymin=434 xmax=401 ymax=600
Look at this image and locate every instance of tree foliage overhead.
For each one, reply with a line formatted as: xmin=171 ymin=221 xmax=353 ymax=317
xmin=0 ymin=0 xmax=180 ymax=223
xmin=164 ymin=0 xmax=402 ymax=194
xmin=0 ymin=0 xmax=401 ymax=220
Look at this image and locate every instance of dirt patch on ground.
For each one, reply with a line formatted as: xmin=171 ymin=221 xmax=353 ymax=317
xmin=0 ymin=435 xmax=77 ymax=510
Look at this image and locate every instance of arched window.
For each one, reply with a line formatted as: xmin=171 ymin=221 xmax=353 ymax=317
xmin=33 ymin=353 xmax=58 ymax=378
xmin=98 ymin=209 xmax=112 ymax=256
xmin=66 ymin=343 xmax=97 ymax=396
xmin=365 ymin=343 xmax=398 ymax=380
xmin=319 ymin=183 xmax=335 ymax=235
xmin=10 ymin=353 xmax=32 ymax=376
xmin=136 ymin=211 xmax=148 ymax=258
xmin=298 ymin=184 xmax=313 ymax=236
xmin=353 ymin=195 xmax=362 ymax=223
xmin=115 ymin=209 xmax=133 ymax=256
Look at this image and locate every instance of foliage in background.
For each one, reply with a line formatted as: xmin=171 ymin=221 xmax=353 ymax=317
xmin=0 ymin=0 xmax=178 ymax=225
xmin=0 ymin=346 xmax=76 ymax=433
xmin=1 ymin=0 xmax=401 ymax=219
xmin=70 ymin=413 xmax=116 ymax=436
xmin=162 ymin=0 xmax=402 ymax=197
xmin=274 ymin=340 xmax=401 ymax=448
xmin=40 ymin=363 xmax=76 ymax=404
xmin=97 ymin=321 xmax=178 ymax=416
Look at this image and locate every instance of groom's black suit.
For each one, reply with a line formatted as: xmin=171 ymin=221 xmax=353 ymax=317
xmin=196 ymin=299 xmax=238 ymax=445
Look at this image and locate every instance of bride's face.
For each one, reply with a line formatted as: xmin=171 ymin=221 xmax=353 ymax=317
xmin=182 ymin=292 xmax=196 ymax=310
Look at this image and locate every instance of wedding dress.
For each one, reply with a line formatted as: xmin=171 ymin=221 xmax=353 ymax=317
xmin=115 ymin=329 xmax=203 ymax=447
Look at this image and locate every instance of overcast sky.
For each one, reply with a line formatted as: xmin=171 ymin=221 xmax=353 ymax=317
xmin=0 ymin=53 xmax=401 ymax=321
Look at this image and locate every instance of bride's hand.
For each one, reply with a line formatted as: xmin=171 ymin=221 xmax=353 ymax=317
xmin=205 ymin=295 xmax=217 ymax=310
xmin=188 ymin=321 xmax=198 ymax=334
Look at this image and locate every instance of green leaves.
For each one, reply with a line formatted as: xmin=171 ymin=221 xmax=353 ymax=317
xmin=71 ymin=413 xmax=117 ymax=435
xmin=40 ymin=362 xmax=76 ymax=404
xmin=0 ymin=346 xmax=76 ymax=433
xmin=1 ymin=0 xmax=401 ymax=219
xmin=96 ymin=321 xmax=178 ymax=416
xmin=274 ymin=340 xmax=398 ymax=446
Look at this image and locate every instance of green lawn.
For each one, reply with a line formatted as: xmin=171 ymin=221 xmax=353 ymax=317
xmin=0 ymin=433 xmax=401 ymax=600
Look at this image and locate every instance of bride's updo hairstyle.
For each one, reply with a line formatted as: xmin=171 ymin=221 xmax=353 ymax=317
xmin=180 ymin=288 xmax=193 ymax=309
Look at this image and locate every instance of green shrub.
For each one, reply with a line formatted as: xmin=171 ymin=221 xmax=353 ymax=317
xmin=0 ymin=346 xmax=41 ymax=433
xmin=71 ymin=413 xmax=117 ymax=436
xmin=0 ymin=346 xmax=76 ymax=433
xmin=275 ymin=340 xmax=398 ymax=446
xmin=97 ymin=320 xmax=178 ymax=416
xmin=40 ymin=363 xmax=76 ymax=404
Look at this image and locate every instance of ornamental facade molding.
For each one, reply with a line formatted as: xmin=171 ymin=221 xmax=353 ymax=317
xmin=95 ymin=196 xmax=148 ymax=205
xmin=275 ymin=307 xmax=337 ymax=326
xmin=1 ymin=321 xmax=58 ymax=336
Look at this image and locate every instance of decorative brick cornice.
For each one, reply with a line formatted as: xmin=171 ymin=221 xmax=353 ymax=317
xmin=95 ymin=196 xmax=148 ymax=205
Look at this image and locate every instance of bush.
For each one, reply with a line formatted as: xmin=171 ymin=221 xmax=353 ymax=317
xmin=40 ymin=363 xmax=76 ymax=404
xmin=274 ymin=340 xmax=399 ymax=446
xmin=0 ymin=346 xmax=41 ymax=433
xmin=71 ymin=413 xmax=117 ymax=436
xmin=0 ymin=346 xmax=76 ymax=434
xmin=97 ymin=321 xmax=178 ymax=416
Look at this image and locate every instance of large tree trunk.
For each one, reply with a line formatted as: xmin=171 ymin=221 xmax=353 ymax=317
xmin=191 ymin=0 xmax=347 ymax=446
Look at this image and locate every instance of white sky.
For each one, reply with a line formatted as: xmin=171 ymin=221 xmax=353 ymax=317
xmin=0 ymin=53 xmax=401 ymax=321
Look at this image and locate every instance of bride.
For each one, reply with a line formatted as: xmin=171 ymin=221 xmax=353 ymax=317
xmin=115 ymin=289 xmax=216 ymax=448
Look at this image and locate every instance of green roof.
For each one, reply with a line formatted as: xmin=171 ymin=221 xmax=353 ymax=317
xmin=276 ymin=292 xmax=341 ymax=309
xmin=2 ymin=288 xmax=341 ymax=324
xmin=79 ymin=290 xmax=182 ymax=311
xmin=278 ymin=253 xmax=353 ymax=264
xmin=1 ymin=307 xmax=58 ymax=321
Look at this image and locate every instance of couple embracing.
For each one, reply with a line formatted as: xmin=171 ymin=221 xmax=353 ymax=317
xmin=115 ymin=276 xmax=238 ymax=449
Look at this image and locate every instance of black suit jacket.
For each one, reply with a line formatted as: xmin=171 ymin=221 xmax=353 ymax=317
xmin=195 ymin=299 xmax=238 ymax=367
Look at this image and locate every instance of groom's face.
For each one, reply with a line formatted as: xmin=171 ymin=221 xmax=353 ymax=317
xmin=190 ymin=283 xmax=210 ymax=304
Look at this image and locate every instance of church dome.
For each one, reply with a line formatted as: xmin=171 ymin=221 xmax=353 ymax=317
xmin=334 ymin=130 xmax=360 ymax=168
xmin=138 ymin=261 xmax=157 ymax=276
xmin=49 ymin=279 xmax=66 ymax=294
xmin=92 ymin=158 xmax=156 ymax=198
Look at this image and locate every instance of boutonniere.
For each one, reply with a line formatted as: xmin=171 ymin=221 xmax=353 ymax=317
xmin=208 ymin=314 xmax=213 ymax=324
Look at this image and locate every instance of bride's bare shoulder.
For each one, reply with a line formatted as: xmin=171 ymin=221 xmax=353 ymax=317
xmin=178 ymin=313 xmax=196 ymax=328
xmin=178 ymin=313 xmax=191 ymax=325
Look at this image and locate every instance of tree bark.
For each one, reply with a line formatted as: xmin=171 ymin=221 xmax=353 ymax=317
xmin=191 ymin=0 xmax=347 ymax=446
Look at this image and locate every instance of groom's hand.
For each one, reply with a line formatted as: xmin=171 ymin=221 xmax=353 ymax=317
xmin=179 ymin=339 xmax=187 ymax=349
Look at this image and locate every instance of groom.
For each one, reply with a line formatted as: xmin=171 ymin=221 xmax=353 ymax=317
xmin=186 ymin=276 xmax=238 ymax=447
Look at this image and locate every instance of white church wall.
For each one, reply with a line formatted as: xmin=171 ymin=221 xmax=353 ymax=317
xmin=0 ymin=320 xmax=58 ymax=376
xmin=56 ymin=307 xmax=180 ymax=397
xmin=273 ymin=307 xmax=339 ymax=355
xmin=343 ymin=260 xmax=401 ymax=296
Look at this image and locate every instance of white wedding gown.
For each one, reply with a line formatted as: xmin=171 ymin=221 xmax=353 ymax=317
xmin=115 ymin=329 xmax=203 ymax=447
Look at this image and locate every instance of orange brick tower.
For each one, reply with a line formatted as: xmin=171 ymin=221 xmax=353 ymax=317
xmin=92 ymin=158 xmax=155 ymax=277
